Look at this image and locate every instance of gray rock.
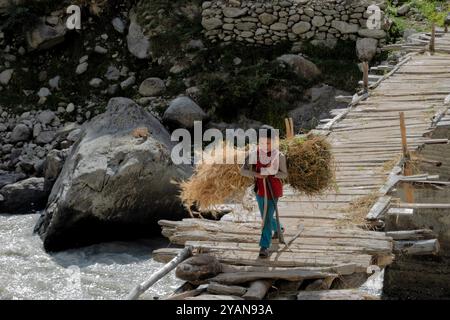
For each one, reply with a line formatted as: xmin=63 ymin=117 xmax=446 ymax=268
xmin=259 ymin=13 xmax=277 ymax=25
xmin=127 ymin=12 xmax=152 ymax=59
xmin=120 ymin=76 xmax=136 ymax=89
xmin=0 ymin=177 xmax=47 ymax=214
xmin=289 ymin=84 xmax=350 ymax=129
xmin=270 ymin=22 xmax=288 ymax=31
xmin=331 ymin=20 xmax=359 ymax=34
xmin=139 ymin=77 xmax=166 ymax=96
xmin=223 ymin=7 xmax=247 ymax=18
xmin=276 ymin=54 xmax=321 ymax=79
xmin=48 ymin=76 xmax=60 ymax=89
xmin=34 ymin=97 xmax=191 ymax=251
xmin=76 ymin=62 xmax=88 ymax=75
xmin=44 ymin=149 xmax=67 ymax=192
xmin=66 ymin=103 xmax=75 ymax=113
xmin=0 ymin=69 xmax=13 ymax=85
xmin=0 ymin=170 xmax=26 ymax=189
xmin=163 ymin=96 xmax=207 ymax=128
xmin=356 ymin=37 xmax=378 ymax=61
xmin=311 ymin=16 xmax=326 ymax=27
xmin=11 ymin=124 xmax=31 ymax=142
xmin=105 ymin=66 xmax=121 ymax=81
xmin=38 ymin=87 xmax=51 ymax=98
xmin=66 ymin=128 xmax=82 ymax=142
xmin=397 ymin=4 xmax=410 ymax=16
xmin=94 ymin=45 xmax=108 ymax=54
xmin=292 ymin=21 xmax=311 ymax=34
xmin=36 ymin=130 xmax=56 ymax=145
xmin=112 ymin=17 xmax=126 ymax=34
xmin=26 ymin=20 xmax=66 ymax=50
xmin=186 ymin=39 xmax=205 ymax=51
xmin=89 ymin=78 xmax=103 ymax=88
xmin=201 ymin=17 xmax=222 ymax=30
xmin=358 ymin=28 xmax=386 ymax=39
xmin=37 ymin=110 xmax=56 ymax=125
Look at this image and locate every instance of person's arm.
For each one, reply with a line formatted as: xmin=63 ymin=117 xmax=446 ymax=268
xmin=274 ymin=153 xmax=288 ymax=179
xmin=240 ymin=154 xmax=257 ymax=178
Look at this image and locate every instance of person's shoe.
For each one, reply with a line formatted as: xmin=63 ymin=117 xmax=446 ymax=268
xmin=259 ymin=247 xmax=269 ymax=258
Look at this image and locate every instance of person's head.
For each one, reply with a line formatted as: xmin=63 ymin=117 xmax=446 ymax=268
xmin=258 ymin=125 xmax=278 ymax=152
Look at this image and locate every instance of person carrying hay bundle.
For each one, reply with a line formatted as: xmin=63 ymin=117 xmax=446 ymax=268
xmin=240 ymin=125 xmax=288 ymax=258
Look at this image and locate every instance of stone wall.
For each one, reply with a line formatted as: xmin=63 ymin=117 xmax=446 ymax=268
xmin=201 ymin=0 xmax=388 ymax=49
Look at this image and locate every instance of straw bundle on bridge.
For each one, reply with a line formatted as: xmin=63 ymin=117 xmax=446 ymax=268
xmin=179 ymin=135 xmax=334 ymax=210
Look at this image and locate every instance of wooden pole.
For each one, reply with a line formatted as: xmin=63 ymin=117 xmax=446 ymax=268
xmin=362 ymin=61 xmax=369 ymax=93
xmin=126 ymin=246 xmax=193 ymax=300
xmin=430 ymin=23 xmax=435 ymax=54
xmin=284 ymin=118 xmax=291 ymax=138
xmin=399 ymin=112 xmax=414 ymax=203
xmin=289 ymin=118 xmax=294 ymax=137
xmin=399 ymin=112 xmax=409 ymax=158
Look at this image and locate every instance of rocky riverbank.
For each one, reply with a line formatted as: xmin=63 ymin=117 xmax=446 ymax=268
xmin=0 ymin=0 xmax=444 ymax=250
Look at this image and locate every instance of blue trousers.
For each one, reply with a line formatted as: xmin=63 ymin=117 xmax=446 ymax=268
xmin=256 ymin=194 xmax=280 ymax=249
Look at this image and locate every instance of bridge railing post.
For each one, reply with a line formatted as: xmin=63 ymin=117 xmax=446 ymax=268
xmin=429 ymin=23 xmax=435 ymax=54
xmin=362 ymin=61 xmax=369 ymax=93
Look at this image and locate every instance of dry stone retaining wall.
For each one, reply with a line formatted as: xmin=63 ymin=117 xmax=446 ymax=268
xmin=201 ymin=0 xmax=388 ymax=48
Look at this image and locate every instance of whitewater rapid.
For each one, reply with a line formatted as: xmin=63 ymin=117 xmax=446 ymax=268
xmin=0 ymin=213 xmax=182 ymax=300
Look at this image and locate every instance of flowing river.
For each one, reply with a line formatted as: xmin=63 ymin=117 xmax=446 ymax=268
xmin=0 ymin=213 xmax=182 ymax=300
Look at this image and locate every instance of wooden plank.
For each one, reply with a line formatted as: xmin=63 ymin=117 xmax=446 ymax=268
xmin=393 ymin=239 xmax=440 ymax=255
xmin=366 ymin=196 xmax=392 ymax=220
xmin=210 ymin=270 xmax=338 ymax=285
xmin=207 ymin=282 xmax=247 ymax=296
xmin=393 ymin=203 xmax=450 ymax=209
xmin=297 ymin=289 xmax=378 ymax=300
xmin=242 ymin=280 xmax=272 ymax=300
xmin=386 ymin=229 xmax=436 ymax=241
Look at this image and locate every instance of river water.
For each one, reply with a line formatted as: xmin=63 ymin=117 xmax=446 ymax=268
xmin=0 ymin=213 xmax=182 ymax=300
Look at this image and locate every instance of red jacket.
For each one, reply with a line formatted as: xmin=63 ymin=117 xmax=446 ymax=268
xmin=255 ymin=151 xmax=283 ymax=199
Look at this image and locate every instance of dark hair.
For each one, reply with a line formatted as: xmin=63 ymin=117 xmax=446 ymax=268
xmin=259 ymin=125 xmax=275 ymax=140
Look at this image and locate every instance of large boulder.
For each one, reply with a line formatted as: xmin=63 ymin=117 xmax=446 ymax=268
xmin=34 ymin=97 xmax=192 ymax=251
xmin=356 ymin=38 xmax=378 ymax=61
xmin=276 ymin=54 xmax=321 ymax=79
xmin=289 ymin=84 xmax=350 ymax=129
xmin=0 ymin=177 xmax=47 ymax=214
xmin=163 ymin=96 xmax=207 ymax=129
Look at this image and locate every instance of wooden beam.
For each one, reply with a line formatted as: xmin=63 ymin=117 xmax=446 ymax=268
xmin=394 ymin=203 xmax=450 ymax=209
xmin=242 ymin=280 xmax=272 ymax=300
xmin=393 ymin=239 xmax=440 ymax=255
xmin=207 ymin=282 xmax=247 ymax=297
xmin=386 ymin=229 xmax=436 ymax=241
xmin=127 ymin=246 xmax=192 ymax=300
xmin=366 ymin=196 xmax=392 ymax=220
xmin=297 ymin=289 xmax=378 ymax=300
xmin=210 ymin=270 xmax=338 ymax=285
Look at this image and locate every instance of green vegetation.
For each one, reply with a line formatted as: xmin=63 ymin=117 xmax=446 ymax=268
xmin=386 ymin=0 xmax=449 ymax=39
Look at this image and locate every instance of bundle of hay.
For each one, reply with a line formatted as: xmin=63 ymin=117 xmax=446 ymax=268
xmin=280 ymin=135 xmax=335 ymax=196
xmin=179 ymin=134 xmax=334 ymax=210
xmin=179 ymin=146 xmax=254 ymax=211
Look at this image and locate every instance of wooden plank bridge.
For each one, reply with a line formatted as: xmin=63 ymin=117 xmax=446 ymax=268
xmin=149 ymin=31 xmax=450 ymax=300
